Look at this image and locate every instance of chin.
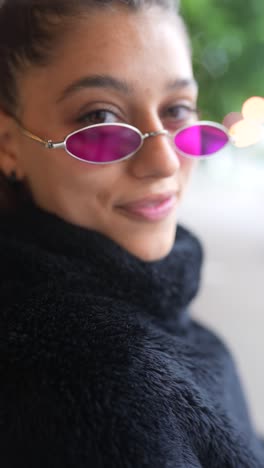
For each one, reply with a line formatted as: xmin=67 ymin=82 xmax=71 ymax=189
xmin=127 ymin=232 xmax=176 ymax=262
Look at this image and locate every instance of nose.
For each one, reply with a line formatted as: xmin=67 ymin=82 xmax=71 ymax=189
xmin=128 ymin=121 xmax=181 ymax=179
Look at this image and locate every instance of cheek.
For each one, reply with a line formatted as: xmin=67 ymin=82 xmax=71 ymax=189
xmin=50 ymin=161 xmax=112 ymax=209
xmin=22 ymin=144 xmax=122 ymax=202
xmin=18 ymin=141 xmax=52 ymax=182
xmin=180 ymin=158 xmax=198 ymax=183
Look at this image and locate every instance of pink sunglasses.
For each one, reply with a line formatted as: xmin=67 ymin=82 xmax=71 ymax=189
xmin=19 ymin=120 xmax=231 ymax=165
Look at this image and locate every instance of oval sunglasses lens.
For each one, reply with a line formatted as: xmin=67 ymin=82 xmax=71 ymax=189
xmin=65 ymin=125 xmax=142 ymax=163
xmin=174 ymin=123 xmax=229 ymax=158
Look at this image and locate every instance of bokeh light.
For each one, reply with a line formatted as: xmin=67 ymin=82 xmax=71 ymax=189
xmin=223 ymin=96 xmax=264 ymax=148
xmin=222 ymin=112 xmax=243 ymax=130
xmin=242 ymin=97 xmax=264 ymax=123
xmin=229 ymin=120 xmax=262 ymax=148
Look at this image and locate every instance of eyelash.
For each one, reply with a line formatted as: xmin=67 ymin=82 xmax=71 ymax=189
xmin=76 ymin=104 xmax=199 ymax=126
xmin=76 ymin=109 xmax=119 ymax=125
xmin=164 ymin=104 xmax=199 ymax=124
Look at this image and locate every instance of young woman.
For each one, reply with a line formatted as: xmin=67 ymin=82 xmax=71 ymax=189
xmin=0 ymin=0 xmax=263 ymax=466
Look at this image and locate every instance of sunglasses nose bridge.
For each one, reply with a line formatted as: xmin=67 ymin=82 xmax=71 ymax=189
xmin=142 ymin=129 xmax=170 ymax=140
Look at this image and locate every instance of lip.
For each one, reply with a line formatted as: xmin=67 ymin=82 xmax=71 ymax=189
xmin=116 ymin=191 xmax=179 ymax=222
xmin=117 ymin=191 xmax=178 ymax=209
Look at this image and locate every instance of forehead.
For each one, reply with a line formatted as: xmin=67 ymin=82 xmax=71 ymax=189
xmin=20 ymin=6 xmax=194 ymax=105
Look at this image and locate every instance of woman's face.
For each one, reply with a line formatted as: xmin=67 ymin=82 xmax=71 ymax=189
xmin=3 ymin=6 xmax=198 ymax=261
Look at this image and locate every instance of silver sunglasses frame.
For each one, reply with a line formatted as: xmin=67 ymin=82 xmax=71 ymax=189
xmin=20 ymin=120 xmax=231 ymax=165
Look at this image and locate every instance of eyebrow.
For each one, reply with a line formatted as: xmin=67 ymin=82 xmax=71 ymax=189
xmin=166 ymin=78 xmax=198 ymax=93
xmin=57 ymin=74 xmax=198 ymax=103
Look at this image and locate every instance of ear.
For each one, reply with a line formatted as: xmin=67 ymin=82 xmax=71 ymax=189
xmin=0 ymin=110 xmax=25 ymax=180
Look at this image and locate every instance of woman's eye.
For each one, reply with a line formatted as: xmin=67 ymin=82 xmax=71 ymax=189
xmin=166 ymin=105 xmax=198 ymax=123
xmin=77 ymin=109 xmax=119 ymax=125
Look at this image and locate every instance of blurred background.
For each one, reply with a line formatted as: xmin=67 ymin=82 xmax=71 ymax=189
xmin=181 ymin=0 xmax=264 ymax=123
xmin=178 ymin=0 xmax=264 ymax=435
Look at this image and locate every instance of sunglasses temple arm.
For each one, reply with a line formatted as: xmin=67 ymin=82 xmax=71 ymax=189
xmin=20 ymin=128 xmax=64 ymax=149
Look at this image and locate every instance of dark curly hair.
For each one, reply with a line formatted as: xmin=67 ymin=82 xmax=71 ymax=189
xmin=0 ymin=0 xmax=186 ymax=211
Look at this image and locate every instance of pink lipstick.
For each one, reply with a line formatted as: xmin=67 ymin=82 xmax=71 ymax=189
xmin=117 ymin=194 xmax=178 ymax=221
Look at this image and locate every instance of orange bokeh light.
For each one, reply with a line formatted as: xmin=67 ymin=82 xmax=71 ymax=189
xmin=242 ymin=96 xmax=264 ymax=123
xmin=222 ymin=112 xmax=243 ymax=130
xmin=222 ymin=96 xmax=264 ymax=148
xmin=229 ymin=119 xmax=262 ymax=148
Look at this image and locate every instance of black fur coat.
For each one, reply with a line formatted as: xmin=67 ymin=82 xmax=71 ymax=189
xmin=0 ymin=202 xmax=263 ymax=467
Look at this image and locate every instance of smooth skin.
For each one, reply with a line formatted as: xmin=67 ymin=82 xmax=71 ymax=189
xmin=0 ymin=5 xmax=198 ymax=261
